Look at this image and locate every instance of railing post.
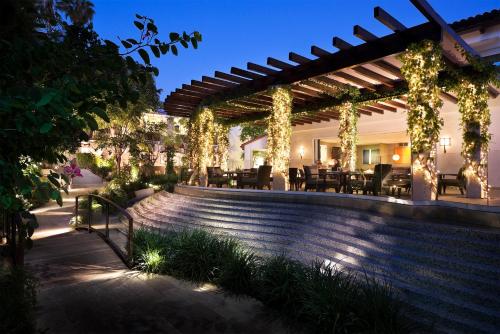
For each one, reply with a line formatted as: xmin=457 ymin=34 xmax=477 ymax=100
xmin=127 ymin=217 xmax=133 ymax=263
xmin=75 ymin=196 xmax=79 ymax=226
xmin=87 ymin=196 xmax=92 ymax=233
xmin=105 ymin=202 xmax=110 ymax=239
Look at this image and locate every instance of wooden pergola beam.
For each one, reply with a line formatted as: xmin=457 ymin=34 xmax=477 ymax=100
xmin=202 ymin=76 xmax=238 ymax=88
xmin=353 ymin=25 xmax=378 ymax=42
xmin=360 ymin=105 xmax=384 ymax=114
xmin=380 ymin=100 xmax=407 ymax=109
xmin=190 ymin=80 xmax=224 ymax=91
xmin=374 ymin=6 xmax=407 ymax=32
xmin=231 ymin=67 xmax=263 ymax=80
xmin=332 ymin=72 xmax=377 ymax=91
xmin=267 ymin=57 xmax=294 ymax=70
xmin=351 ymin=66 xmax=395 ymax=87
xmin=182 ymin=84 xmax=214 ymax=95
xmin=289 ymin=52 xmax=311 ymax=64
xmin=332 ymin=37 xmax=353 ymax=50
xmin=215 ymin=71 xmax=250 ymax=84
xmin=357 ymin=109 xmax=372 ymax=116
xmin=247 ymin=62 xmax=279 ymax=75
xmin=310 ymin=45 xmax=330 ymax=57
xmin=371 ymin=102 xmax=397 ymax=112
xmin=168 ymin=22 xmax=441 ymax=120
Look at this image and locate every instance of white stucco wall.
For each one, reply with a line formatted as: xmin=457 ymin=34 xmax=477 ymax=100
xmin=242 ymin=136 xmax=267 ymax=169
xmin=289 ymin=96 xmax=500 ymax=187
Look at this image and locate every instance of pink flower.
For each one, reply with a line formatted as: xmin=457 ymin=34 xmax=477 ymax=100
xmin=64 ymin=163 xmax=82 ymax=178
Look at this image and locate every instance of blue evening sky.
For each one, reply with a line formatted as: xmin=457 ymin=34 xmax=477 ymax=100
xmin=92 ymin=0 xmax=498 ymax=101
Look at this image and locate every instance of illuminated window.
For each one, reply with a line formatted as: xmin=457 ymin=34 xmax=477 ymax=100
xmin=362 ymin=149 xmax=380 ymax=165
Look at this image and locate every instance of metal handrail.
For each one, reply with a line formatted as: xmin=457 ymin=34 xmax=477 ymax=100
xmin=75 ymin=194 xmax=134 ymax=267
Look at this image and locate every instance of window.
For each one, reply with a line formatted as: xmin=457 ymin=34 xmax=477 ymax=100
xmin=362 ymin=149 xmax=380 ymax=164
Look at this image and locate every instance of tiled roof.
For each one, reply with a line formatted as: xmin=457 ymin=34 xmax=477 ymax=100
xmin=451 ymin=9 xmax=500 ymax=33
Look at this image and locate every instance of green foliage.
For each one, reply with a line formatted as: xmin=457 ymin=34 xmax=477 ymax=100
xmin=129 ymin=121 xmax=169 ymax=176
xmin=399 ymin=40 xmax=443 ymax=154
xmin=0 ymin=0 xmax=202 ymax=251
xmin=239 ymin=123 xmax=266 ymax=143
xmin=133 ymin=228 xmax=415 ymax=333
xmin=215 ymin=245 xmax=258 ymax=295
xmin=76 ymin=153 xmax=96 ymax=169
xmin=0 ymin=267 xmax=38 ymax=334
xmin=256 ymin=255 xmax=307 ymax=316
xmin=99 ymin=175 xmax=147 ymax=207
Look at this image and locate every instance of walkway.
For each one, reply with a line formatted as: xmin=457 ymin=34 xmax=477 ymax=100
xmin=26 ymin=188 xmax=288 ymax=334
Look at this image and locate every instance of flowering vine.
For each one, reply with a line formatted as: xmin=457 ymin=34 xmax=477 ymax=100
xmin=214 ymin=123 xmax=230 ymax=170
xmin=267 ymin=86 xmax=293 ymax=174
xmin=456 ymin=79 xmax=490 ymax=195
xmin=399 ymin=40 xmax=443 ymax=196
xmin=399 ymin=40 xmax=443 ymax=154
xmin=338 ymin=102 xmax=358 ymax=171
xmin=187 ymin=106 xmax=215 ymax=183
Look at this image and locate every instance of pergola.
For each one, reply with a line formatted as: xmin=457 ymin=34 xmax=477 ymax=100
xmin=164 ymin=0 xmax=499 ymax=200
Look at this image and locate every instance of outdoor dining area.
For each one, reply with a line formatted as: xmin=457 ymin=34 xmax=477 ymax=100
xmin=200 ymin=164 xmax=413 ymax=198
xmin=167 ymin=2 xmax=498 ymax=205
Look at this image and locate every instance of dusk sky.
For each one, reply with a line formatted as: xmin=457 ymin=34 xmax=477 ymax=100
xmin=92 ymin=0 xmax=499 ymax=102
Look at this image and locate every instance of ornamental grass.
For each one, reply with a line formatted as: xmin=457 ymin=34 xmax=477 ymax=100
xmin=133 ymin=228 xmax=418 ymax=333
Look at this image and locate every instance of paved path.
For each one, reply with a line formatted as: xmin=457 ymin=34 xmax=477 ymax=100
xmin=26 ymin=189 xmax=290 ymax=334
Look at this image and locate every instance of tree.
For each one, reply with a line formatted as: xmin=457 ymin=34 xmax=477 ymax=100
xmin=94 ymin=74 xmax=159 ymax=175
xmin=130 ymin=121 xmax=169 ymax=176
xmin=0 ymin=0 xmax=202 ymax=264
xmin=56 ymin=0 xmax=95 ymax=26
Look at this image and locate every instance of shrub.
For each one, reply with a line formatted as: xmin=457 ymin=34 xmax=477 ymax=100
xmin=76 ymin=152 xmax=96 ymax=169
xmin=216 ymin=244 xmax=258 ymax=296
xmin=0 ymin=268 xmax=38 ymax=334
xmin=168 ymin=229 xmax=226 ymax=282
xmin=353 ymin=273 xmax=415 ymax=334
xmin=301 ymin=261 xmax=360 ymax=333
xmin=256 ymin=255 xmax=307 ymax=317
xmin=132 ymin=229 xmax=416 ymax=333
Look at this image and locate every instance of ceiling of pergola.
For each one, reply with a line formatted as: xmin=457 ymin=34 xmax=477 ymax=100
xmin=163 ymin=4 xmax=499 ymax=127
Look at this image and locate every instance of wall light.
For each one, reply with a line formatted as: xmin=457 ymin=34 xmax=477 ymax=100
xmin=392 ymin=153 xmax=400 ymax=162
xmin=440 ymin=137 xmax=451 ymax=153
xmin=299 ymin=146 xmax=305 ymax=159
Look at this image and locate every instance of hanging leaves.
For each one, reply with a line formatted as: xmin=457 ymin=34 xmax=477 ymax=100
xmin=338 ymin=102 xmax=358 ymax=171
xmin=399 ymin=40 xmax=443 ymax=154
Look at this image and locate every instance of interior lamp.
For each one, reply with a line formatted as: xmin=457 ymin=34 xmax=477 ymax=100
xmin=439 ymin=137 xmax=451 ymax=153
xmin=392 ymin=153 xmax=400 ymax=162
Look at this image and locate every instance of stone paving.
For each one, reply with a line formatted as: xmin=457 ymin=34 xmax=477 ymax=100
xmin=26 ymin=189 xmax=291 ymax=334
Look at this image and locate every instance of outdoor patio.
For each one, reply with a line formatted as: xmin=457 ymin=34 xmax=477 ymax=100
xmin=166 ymin=3 xmax=499 ymax=211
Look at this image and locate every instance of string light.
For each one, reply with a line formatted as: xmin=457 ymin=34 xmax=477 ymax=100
xmin=457 ymin=79 xmax=490 ymax=197
xmin=187 ymin=106 xmax=215 ymax=184
xmin=267 ymin=86 xmax=293 ymax=175
xmin=214 ymin=123 xmax=230 ymax=170
xmin=400 ymin=40 xmax=443 ymax=196
xmin=338 ymin=102 xmax=358 ymax=171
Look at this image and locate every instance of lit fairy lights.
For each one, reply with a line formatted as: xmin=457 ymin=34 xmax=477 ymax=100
xmin=267 ymin=86 xmax=293 ymax=175
xmin=400 ymin=40 xmax=443 ymax=195
xmin=338 ymin=102 xmax=358 ymax=171
xmin=214 ymin=123 xmax=230 ymax=170
xmin=188 ymin=106 xmax=215 ymax=183
xmin=457 ymin=80 xmax=490 ymax=197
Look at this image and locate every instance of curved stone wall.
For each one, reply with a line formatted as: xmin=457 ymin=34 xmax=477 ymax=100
xmin=129 ymin=188 xmax=500 ymax=333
